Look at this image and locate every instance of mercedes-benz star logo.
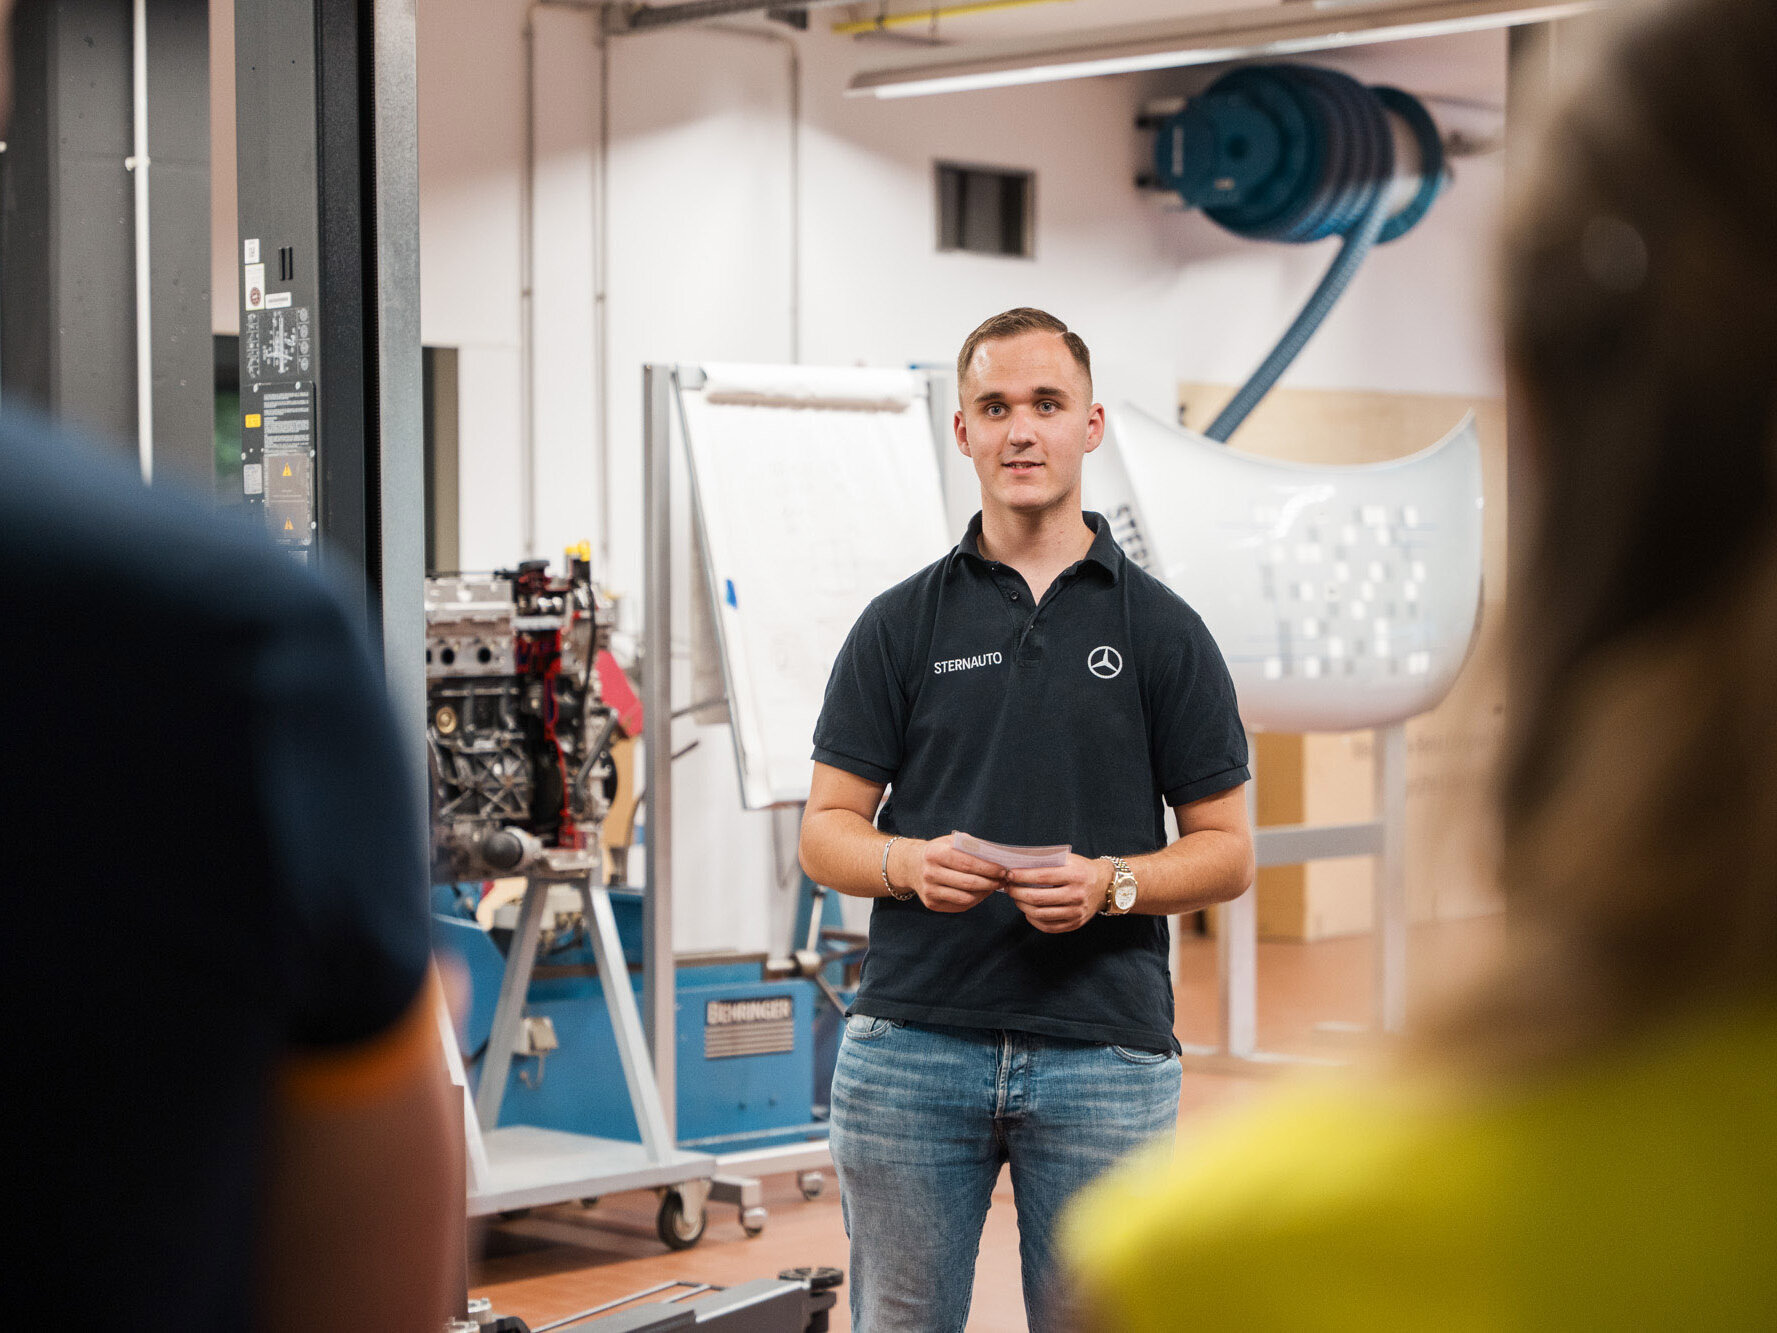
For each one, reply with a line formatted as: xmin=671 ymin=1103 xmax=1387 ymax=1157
xmin=1088 ymin=646 xmax=1123 ymax=679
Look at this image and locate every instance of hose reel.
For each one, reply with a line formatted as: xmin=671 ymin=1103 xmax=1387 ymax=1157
xmin=1146 ymin=64 xmax=1448 ymax=442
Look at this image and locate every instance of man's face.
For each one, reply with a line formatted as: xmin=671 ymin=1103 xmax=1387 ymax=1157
xmin=954 ymin=330 xmax=1104 ymax=520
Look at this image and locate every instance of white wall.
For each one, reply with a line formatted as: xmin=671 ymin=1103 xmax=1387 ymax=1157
xmin=212 ymin=1 xmax=1507 ymax=953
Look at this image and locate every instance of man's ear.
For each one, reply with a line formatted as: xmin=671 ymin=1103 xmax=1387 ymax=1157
xmin=954 ymin=409 xmax=970 ymax=457
xmin=1083 ymin=402 xmax=1106 ymax=455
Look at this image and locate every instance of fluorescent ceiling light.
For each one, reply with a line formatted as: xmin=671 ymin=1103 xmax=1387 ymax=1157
xmin=848 ymin=0 xmax=1607 ymax=98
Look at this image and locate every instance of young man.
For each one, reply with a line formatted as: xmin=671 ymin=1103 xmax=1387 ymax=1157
xmin=800 ymin=308 xmax=1255 ymax=1332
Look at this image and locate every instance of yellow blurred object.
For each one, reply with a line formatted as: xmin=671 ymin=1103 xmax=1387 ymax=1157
xmin=1063 ymin=1005 xmax=1777 ymax=1329
xmin=565 ymin=540 xmax=591 ymax=562
xmin=831 ymin=0 xmax=1067 ymax=35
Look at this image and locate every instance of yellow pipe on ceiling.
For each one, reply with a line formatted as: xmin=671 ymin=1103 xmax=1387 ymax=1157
xmin=832 ymin=0 xmax=1072 ymax=37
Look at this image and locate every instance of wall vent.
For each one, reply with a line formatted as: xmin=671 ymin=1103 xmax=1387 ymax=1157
xmin=936 ymin=162 xmax=1033 ymax=258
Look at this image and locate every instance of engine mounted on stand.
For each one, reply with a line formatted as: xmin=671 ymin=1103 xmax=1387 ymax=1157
xmin=426 ymin=551 xmax=618 ymax=880
xmin=427 ymin=545 xmax=852 ymax=1265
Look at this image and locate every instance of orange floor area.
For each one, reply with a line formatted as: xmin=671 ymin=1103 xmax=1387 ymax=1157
xmin=470 ymin=917 xmax=1498 ymax=1331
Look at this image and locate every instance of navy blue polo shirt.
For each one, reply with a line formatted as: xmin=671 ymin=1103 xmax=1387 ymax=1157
xmin=813 ymin=510 xmax=1249 ymax=1053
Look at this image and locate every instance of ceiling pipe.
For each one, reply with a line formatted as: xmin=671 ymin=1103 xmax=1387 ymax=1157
xmin=831 ymin=0 xmax=1068 ymax=37
xmin=127 ymin=0 xmax=153 ymax=484
xmin=709 ymin=23 xmax=802 ymax=363
xmin=848 ymin=0 xmax=1608 ymax=98
xmin=607 ymin=0 xmax=850 ymax=34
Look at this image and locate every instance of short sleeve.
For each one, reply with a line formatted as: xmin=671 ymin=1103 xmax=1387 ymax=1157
xmin=811 ymin=599 xmax=909 ymax=786
xmin=1149 ymin=611 xmax=1250 ymax=807
xmin=255 ymin=587 xmax=431 ymax=1050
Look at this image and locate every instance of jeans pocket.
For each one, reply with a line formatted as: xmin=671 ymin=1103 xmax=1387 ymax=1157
xmin=844 ymin=1013 xmax=895 ymax=1041
xmin=1109 ymin=1043 xmax=1173 ymax=1065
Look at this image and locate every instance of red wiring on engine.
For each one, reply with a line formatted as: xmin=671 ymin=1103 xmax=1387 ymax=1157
xmin=511 ymin=566 xmax=586 ymax=851
xmin=540 ymin=628 xmax=580 ymax=848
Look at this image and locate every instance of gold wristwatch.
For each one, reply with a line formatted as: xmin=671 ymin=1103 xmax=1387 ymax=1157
xmin=1100 ymin=856 xmax=1137 ymax=916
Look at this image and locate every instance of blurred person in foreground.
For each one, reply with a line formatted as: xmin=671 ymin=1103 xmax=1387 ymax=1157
xmin=1 ymin=5 xmax=458 ymax=1326
xmin=1062 ymin=0 xmax=1777 ymax=1324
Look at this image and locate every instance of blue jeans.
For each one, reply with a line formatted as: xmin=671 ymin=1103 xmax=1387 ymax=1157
xmin=828 ymin=1017 xmax=1181 ymax=1333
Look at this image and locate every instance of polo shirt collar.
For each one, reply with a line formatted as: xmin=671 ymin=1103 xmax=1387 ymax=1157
xmin=957 ymin=511 xmax=1123 ymax=584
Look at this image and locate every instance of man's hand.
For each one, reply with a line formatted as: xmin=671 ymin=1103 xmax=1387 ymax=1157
xmin=891 ymin=835 xmax=1005 ymax=913
xmin=1004 ymin=855 xmax=1110 ymax=934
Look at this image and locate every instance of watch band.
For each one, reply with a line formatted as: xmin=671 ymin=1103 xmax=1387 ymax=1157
xmin=1099 ymin=855 xmax=1136 ymax=915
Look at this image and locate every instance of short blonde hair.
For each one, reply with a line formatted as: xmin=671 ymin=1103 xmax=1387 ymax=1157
xmin=955 ymin=308 xmax=1092 ymax=398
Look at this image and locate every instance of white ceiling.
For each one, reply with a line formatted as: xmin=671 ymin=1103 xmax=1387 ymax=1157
xmin=820 ymin=0 xmax=1533 ymax=105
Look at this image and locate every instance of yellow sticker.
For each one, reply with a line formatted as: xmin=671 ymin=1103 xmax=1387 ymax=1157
xmin=282 ymin=463 xmax=293 ymax=477
xmin=245 ymin=413 xmax=262 ymax=428
xmin=284 ymin=519 xmax=295 ymax=532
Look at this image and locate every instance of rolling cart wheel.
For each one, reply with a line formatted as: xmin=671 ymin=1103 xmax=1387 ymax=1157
xmin=740 ymin=1205 xmax=768 ymax=1237
xmin=656 ymin=1188 xmax=706 ymax=1250
xmin=780 ymin=1265 xmax=845 ymax=1291
xmin=797 ymin=1170 xmax=825 ymax=1200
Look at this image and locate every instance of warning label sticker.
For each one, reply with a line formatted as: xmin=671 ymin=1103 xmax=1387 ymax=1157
xmin=266 ymin=451 xmax=311 ymax=501
xmin=257 ymin=385 xmax=315 ymax=548
xmin=244 ymin=262 xmax=265 ymax=311
xmin=243 ymin=306 xmax=311 ymax=382
xmin=262 ymin=388 xmax=313 ymax=452
xmin=266 ymin=499 xmax=310 ymax=544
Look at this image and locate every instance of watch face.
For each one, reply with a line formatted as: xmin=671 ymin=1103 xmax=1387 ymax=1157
xmin=1114 ymin=879 xmax=1137 ymax=911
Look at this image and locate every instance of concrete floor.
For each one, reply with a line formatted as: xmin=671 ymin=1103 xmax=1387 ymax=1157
xmin=470 ymin=917 xmax=1498 ymax=1331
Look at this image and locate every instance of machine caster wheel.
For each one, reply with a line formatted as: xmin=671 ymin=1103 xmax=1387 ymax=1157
xmin=740 ymin=1205 xmax=768 ymax=1237
xmin=780 ymin=1266 xmax=844 ymax=1291
xmin=656 ymin=1188 xmax=706 ymax=1250
xmin=497 ymin=1208 xmax=532 ymax=1221
xmin=578 ymin=1196 xmax=600 ymax=1209
xmin=797 ymin=1170 xmax=825 ymax=1200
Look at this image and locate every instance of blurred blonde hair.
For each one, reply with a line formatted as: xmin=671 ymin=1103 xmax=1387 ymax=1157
xmin=1432 ymin=0 xmax=1777 ymax=1069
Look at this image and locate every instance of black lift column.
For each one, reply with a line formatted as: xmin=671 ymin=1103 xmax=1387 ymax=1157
xmin=231 ymin=0 xmax=424 ymax=730
xmin=0 ymin=0 xmax=212 ymax=487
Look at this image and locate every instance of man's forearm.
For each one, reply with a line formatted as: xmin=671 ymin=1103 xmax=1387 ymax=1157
xmin=799 ymin=808 xmax=900 ymax=899
xmin=1123 ymin=829 xmax=1254 ymax=916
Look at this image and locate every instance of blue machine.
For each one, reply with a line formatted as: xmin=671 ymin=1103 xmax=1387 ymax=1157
xmin=1143 ymin=64 xmax=1448 ymax=442
xmin=434 ymin=882 xmax=853 ymax=1154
